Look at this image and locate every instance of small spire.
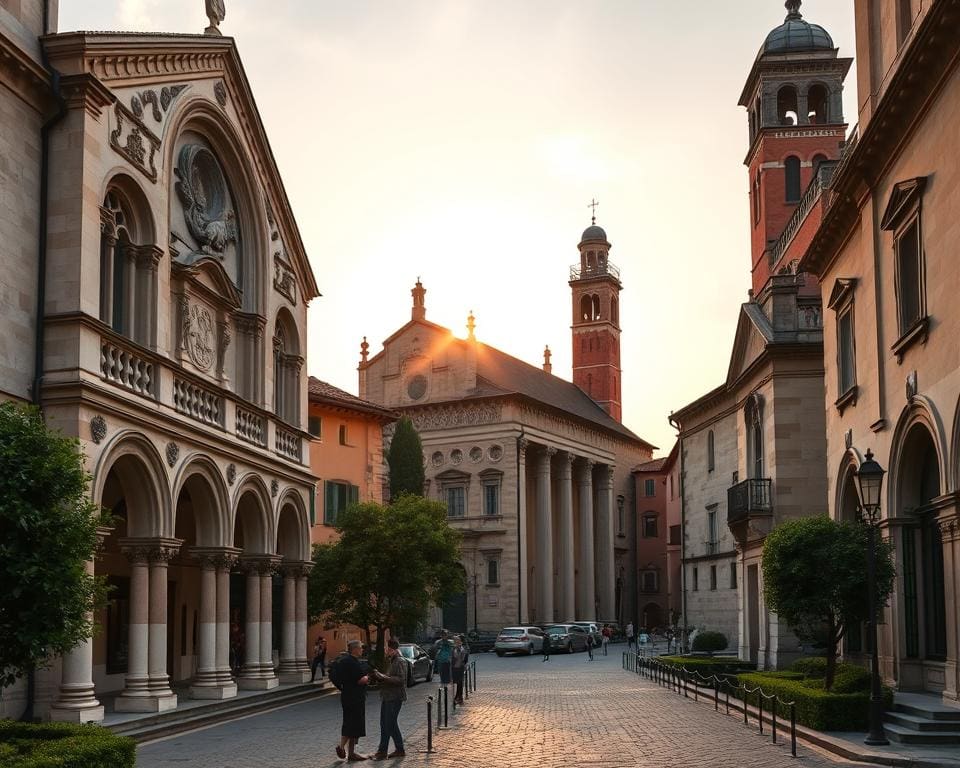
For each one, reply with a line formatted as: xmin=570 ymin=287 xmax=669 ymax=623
xmin=411 ymin=279 xmax=426 ymax=321
xmin=467 ymin=310 xmax=476 ymax=341
xmin=587 ymin=197 xmax=599 ymax=225
xmin=360 ymin=336 xmax=369 ymax=364
xmin=784 ymin=0 xmax=802 ymax=21
xmin=543 ymin=345 xmax=552 ymax=374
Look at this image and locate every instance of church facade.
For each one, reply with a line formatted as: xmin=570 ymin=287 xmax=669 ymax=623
xmin=359 ymin=225 xmax=654 ymax=632
xmin=0 ymin=2 xmax=318 ymax=721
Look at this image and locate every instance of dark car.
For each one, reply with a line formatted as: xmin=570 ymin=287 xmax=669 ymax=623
xmin=398 ymin=643 xmax=433 ymax=686
xmin=544 ymin=623 xmax=590 ymax=653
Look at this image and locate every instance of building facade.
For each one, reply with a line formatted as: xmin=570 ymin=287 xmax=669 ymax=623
xmin=0 ymin=3 xmax=319 ymax=721
xmin=800 ymin=0 xmax=960 ymax=700
xmin=360 ymin=224 xmax=654 ymax=632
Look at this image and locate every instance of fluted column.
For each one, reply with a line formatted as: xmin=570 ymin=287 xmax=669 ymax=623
xmin=239 ymin=559 xmax=262 ymax=688
xmin=558 ymin=452 xmax=576 ymax=622
xmin=296 ymin=564 xmax=312 ymax=674
xmin=577 ymin=461 xmax=596 ymax=620
xmin=50 ymin=527 xmax=112 ymax=723
xmin=596 ymin=466 xmax=616 ymax=621
xmin=536 ymin=447 xmax=556 ymax=623
xmin=518 ymin=439 xmax=529 ymax=623
xmin=191 ymin=547 xmax=239 ymax=699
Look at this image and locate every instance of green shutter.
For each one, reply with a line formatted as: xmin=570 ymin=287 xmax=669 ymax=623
xmin=309 ymin=484 xmax=316 ymax=526
xmin=348 ymin=484 xmax=360 ymax=507
xmin=324 ymin=480 xmax=336 ymax=525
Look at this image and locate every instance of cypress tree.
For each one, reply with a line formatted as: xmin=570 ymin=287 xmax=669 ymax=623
xmin=387 ymin=416 xmax=425 ymax=499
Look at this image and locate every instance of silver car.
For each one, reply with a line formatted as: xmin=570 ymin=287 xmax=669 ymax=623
xmin=398 ymin=643 xmax=433 ymax=686
xmin=544 ymin=623 xmax=590 ymax=653
xmin=494 ymin=626 xmax=545 ymax=656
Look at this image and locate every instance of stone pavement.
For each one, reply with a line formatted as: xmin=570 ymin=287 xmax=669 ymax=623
xmin=137 ymin=646 xmax=871 ymax=768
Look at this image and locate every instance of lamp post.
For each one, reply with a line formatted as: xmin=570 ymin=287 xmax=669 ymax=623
xmin=855 ymin=449 xmax=889 ymax=746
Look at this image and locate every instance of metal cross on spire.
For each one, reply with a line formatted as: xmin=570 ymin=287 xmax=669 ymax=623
xmin=588 ymin=198 xmax=599 ymax=224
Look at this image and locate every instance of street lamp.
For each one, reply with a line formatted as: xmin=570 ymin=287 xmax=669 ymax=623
xmin=855 ymin=449 xmax=889 ymax=746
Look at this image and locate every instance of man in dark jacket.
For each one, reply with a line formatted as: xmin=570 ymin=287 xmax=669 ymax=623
xmin=336 ymin=640 xmax=370 ymax=761
xmin=370 ymin=638 xmax=407 ymax=760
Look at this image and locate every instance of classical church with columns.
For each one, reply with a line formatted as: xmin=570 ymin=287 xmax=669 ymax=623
xmin=0 ymin=2 xmax=317 ymax=721
xmin=359 ymin=223 xmax=655 ymax=630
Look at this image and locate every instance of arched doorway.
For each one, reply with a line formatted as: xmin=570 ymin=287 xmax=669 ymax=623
xmin=836 ymin=454 xmax=865 ymax=656
xmin=441 ymin=564 xmax=468 ymax=634
xmin=641 ymin=602 xmax=662 ymax=632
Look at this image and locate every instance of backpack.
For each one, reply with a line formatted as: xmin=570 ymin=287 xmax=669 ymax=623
xmin=328 ymin=653 xmax=347 ymax=691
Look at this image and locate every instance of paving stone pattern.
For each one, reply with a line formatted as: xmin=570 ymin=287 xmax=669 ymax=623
xmin=137 ymin=648 xmax=869 ymax=768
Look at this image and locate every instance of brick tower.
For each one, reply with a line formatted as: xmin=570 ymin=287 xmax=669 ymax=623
xmin=569 ymin=216 xmax=622 ymax=422
xmin=740 ymin=0 xmax=851 ymax=293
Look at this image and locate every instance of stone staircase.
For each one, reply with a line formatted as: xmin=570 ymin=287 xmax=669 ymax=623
xmin=103 ymin=681 xmax=336 ymax=743
xmin=883 ymin=694 xmax=960 ymax=746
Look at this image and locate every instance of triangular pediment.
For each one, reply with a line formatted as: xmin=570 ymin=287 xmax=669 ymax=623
xmin=880 ymin=177 xmax=927 ymax=231
xmin=172 ymin=257 xmax=242 ymax=310
xmin=726 ymin=303 xmax=773 ymax=386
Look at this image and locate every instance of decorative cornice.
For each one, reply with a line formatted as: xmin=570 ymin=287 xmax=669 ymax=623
xmin=60 ymin=72 xmax=115 ymax=118
xmin=0 ymin=34 xmax=53 ymax=110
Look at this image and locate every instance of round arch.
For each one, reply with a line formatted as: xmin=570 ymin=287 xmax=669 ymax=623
xmin=888 ymin=397 xmax=949 ymax=515
xmin=93 ymin=430 xmax=171 ymax=538
xmin=276 ymin=488 xmax=310 ymax=562
xmin=172 ymin=454 xmax=230 ymax=548
xmin=101 ymin=170 xmax=157 ymax=244
xmin=834 ymin=448 xmax=865 ymax=523
xmin=274 ymin=306 xmax=300 ymax=356
xmin=231 ymin=474 xmax=274 ymax=555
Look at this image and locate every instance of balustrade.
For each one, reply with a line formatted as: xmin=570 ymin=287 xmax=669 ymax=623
xmin=100 ymin=338 xmax=156 ymax=398
xmin=236 ymin=408 xmax=266 ymax=447
xmin=275 ymin=426 xmax=301 ymax=462
xmin=173 ymin=377 xmax=225 ymax=428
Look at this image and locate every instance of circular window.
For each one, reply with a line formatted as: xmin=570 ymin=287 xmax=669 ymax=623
xmin=450 ymin=448 xmax=463 ymax=465
xmin=431 ymin=451 xmax=444 ymax=467
xmin=469 ymin=446 xmax=483 ymax=463
xmin=407 ymin=375 xmax=427 ymax=400
xmin=488 ymin=444 xmax=503 ymax=462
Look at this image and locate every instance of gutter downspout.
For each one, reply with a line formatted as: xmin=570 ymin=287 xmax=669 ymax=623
xmin=516 ymin=428 xmax=525 ymax=625
xmin=668 ymin=413 xmax=686 ymax=654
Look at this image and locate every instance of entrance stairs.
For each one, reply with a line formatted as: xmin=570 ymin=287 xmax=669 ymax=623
xmin=883 ymin=693 xmax=960 ymax=746
xmin=102 ymin=681 xmax=336 ymax=743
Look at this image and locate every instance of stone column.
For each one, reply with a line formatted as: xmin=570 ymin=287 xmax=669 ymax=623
xmin=535 ymin=447 xmax=556 ymax=623
xmin=238 ymin=559 xmax=262 ymax=688
xmin=596 ymin=466 xmax=616 ymax=621
xmin=115 ymin=542 xmax=151 ymax=711
xmin=214 ymin=549 xmax=239 ymax=694
xmin=296 ymin=564 xmax=312 ymax=674
xmin=146 ymin=541 xmax=179 ymax=709
xmin=259 ymin=560 xmax=279 ymax=688
xmin=518 ymin=439 xmax=529 ymax=624
xmin=938 ymin=515 xmax=960 ymax=701
xmin=123 ymin=244 xmax=137 ymax=339
xmin=50 ymin=527 xmax=111 ymax=723
xmin=577 ymin=461 xmax=596 ymax=621
xmin=190 ymin=547 xmax=238 ymax=699
xmin=279 ymin=563 xmax=309 ymax=683
xmin=558 ymin=452 xmax=576 ymax=622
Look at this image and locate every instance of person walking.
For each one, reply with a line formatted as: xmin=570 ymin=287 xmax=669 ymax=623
xmin=370 ymin=639 xmax=406 ymax=760
xmin=626 ymin=622 xmax=635 ymax=649
xmin=585 ymin=632 xmax=594 ymax=661
xmin=311 ymin=636 xmax=327 ymax=682
xmin=542 ymin=632 xmax=551 ymax=662
xmin=451 ymin=635 xmax=469 ymax=704
xmin=601 ymin=625 xmax=611 ymax=656
xmin=435 ymin=630 xmax=454 ymax=686
xmin=335 ymin=640 xmax=370 ymax=762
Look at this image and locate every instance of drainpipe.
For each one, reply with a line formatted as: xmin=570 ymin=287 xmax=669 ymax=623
xmin=32 ymin=0 xmax=67 ymax=406
xmin=516 ymin=428 xmax=525 ymax=625
xmin=669 ymin=413 xmax=686 ymax=654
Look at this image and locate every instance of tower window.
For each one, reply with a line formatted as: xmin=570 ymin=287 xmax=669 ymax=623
xmin=777 ymin=85 xmax=798 ymax=126
xmin=592 ymin=294 xmax=601 ymax=320
xmin=611 ymin=296 xmax=619 ymax=324
xmin=807 ymin=84 xmax=829 ymax=124
xmin=813 ymin=154 xmax=828 ymax=174
xmin=785 ymin=156 xmax=801 ymax=202
xmin=580 ymin=294 xmax=592 ymax=321
xmin=707 ymin=430 xmax=715 ymax=472
xmin=752 ymin=172 xmax=761 ymax=224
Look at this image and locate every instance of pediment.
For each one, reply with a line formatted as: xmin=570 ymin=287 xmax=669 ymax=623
xmin=880 ymin=177 xmax=927 ymax=231
xmin=726 ymin=304 xmax=772 ymax=386
xmin=827 ymin=277 xmax=858 ymax=310
xmin=171 ymin=257 xmax=242 ymax=311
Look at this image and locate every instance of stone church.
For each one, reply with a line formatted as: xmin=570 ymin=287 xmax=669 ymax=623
xmin=0 ymin=2 xmax=318 ymax=720
xmin=359 ymin=223 xmax=655 ymax=632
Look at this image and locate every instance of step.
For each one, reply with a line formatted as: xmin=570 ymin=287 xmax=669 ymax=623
xmin=885 ymin=711 xmax=960 ymax=732
xmin=107 ymin=684 xmax=336 ymax=742
xmin=894 ymin=701 xmax=960 ymax=722
xmin=882 ymin=723 xmax=960 ymax=746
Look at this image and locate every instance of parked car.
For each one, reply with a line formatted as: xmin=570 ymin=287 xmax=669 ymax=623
xmin=571 ymin=621 xmax=602 ymax=646
xmin=494 ymin=626 xmax=545 ymax=656
xmin=544 ymin=624 xmax=589 ymax=653
xmin=465 ymin=629 xmax=498 ymax=653
xmin=397 ymin=643 xmax=433 ymax=686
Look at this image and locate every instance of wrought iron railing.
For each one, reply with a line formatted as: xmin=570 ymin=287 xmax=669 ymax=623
xmin=727 ymin=478 xmax=772 ymax=525
xmin=769 ymin=161 xmax=838 ymax=267
xmin=569 ymin=260 xmax=621 ymax=281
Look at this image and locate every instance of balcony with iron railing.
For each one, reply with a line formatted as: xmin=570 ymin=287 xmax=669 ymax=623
xmin=569 ymin=260 xmax=621 ymax=282
xmin=727 ymin=478 xmax=772 ymax=527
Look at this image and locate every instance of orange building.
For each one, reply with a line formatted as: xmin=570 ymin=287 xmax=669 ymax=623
xmin=306 ymin=376 xmax=396 ymax=656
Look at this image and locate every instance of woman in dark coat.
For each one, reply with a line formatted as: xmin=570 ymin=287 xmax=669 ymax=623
xmin=336 ymin=640 xmax=370 ymax=761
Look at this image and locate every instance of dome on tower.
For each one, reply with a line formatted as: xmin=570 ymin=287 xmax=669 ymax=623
xmin=580 ymin=224 xmax=607 ymax=244
xmin=761 ymin=0 xmax=834 ymax=56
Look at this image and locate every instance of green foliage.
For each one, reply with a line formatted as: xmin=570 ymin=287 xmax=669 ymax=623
xmin=691 ymin=631 xmax=728 ymax=655
xmin=762 ymin=516 xmax=894 ymax=690
xmin=309 ymin=494 xmax=463 ymax=664
xmin=387 ymin=418 xmax=425 ymax=500
xmin=733 ymin=672 xmax=893 ymax=731
xmin=658 ymin=656 xmax=755 ymax=674
xmin=789 ymin=658 xmax=871 ymax=693
xmin=0 ymin=720 xmax=135 ymax=767
xmin=0 ymin=403 xmax=108 ymax=689
xmin=789 ymin=656 xmax=829 ymax=676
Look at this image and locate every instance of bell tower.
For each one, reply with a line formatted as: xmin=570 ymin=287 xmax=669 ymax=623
xmin=570 ymin=213 xmax=622 ymax=422
xmin=740 ymin=0 xmax=851 ymax=294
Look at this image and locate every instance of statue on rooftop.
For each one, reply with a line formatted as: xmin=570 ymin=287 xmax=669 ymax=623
xmin=204 ymin=0 xmax=226 ymax=35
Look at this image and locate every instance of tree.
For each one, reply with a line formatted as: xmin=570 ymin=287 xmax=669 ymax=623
xmin=387 ymin=417 xmax=425 ymax=500
xmin=0 ymin=402 xmax=107 ymax=691
xmin=308 ymin=494 xmax=462 ymax=666
xmin=762 ymin=516 xmax=895 ymax=690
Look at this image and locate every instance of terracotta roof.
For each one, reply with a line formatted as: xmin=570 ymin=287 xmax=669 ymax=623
xmin=308 ymin=377 xmax=397 ymax=421
xmin=635 ymin=457 xmax=668 ymax=472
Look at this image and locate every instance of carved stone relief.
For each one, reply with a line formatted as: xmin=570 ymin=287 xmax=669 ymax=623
xmin=226 ymin=463 xmax=237 ymax=485
xmin=131 ymin=84 xmax=187 ymax=123
xmin=90 ymin=415 xmax=107 ymax=444
xmin=166 ymin=442 xmax=180 ymax=467
xmin=183 ymin=302 xmax=217 ymax=371
xmin=214 ymin=80 xmax=228 ymax=107
xmin=407 ymin=402 xmax=503 ymax=432
xmin=173 ymin=143 xmax=238 ymax=264
xmin=109 ymin=102 xmax=161 ymax=182
xmin=273 ymin=255 xmax=297 ymax=305
xmin=488 ymin=444 xmax=503 ymax=462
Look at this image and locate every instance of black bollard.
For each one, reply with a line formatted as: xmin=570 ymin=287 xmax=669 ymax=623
xmin=464 ymin=666 xmax=470 ymax=700
xmin=437 ymin=686 xmax=443 ymax=729
xmin=472 ymin=660 xmax=477 ymax=691
xmin=419 ymin=696 xmax=436 ymax=754
xmin=444 ymin=684 xmax=449 ymax=729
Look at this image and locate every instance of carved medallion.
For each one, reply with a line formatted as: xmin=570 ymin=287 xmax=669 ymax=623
xmin=166 ymin=441 xmax=180 ymax=467
xmin=407 ymin=374 xmax=427 ymax=401
xmin=186 ymin=303 xmax=216 ymax=371
xmin=488 ymin=444 xmax=503 ymax=462
xmin=450 ymin=448 xmax=463 ymax=465
xmin=214 ymin=80 xmax=228 ymax=107
xmin=226 ymin=463 xmax=237 ymax=485
xmin=431 ymin=451 xmax=444 ymax=468
xmin=469 ymin=446 xmax=483 ymax=463
xmin=174 ymin=144 xmax=238 ymax=263
xmin=90 ymin=415 xmax=107 ymax=444
xmin=271 ymin=479 xmax=279 ymax=498
xmin=109 ymin=102 xmax=160 ymax=182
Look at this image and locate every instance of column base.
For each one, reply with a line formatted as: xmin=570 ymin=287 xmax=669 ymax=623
xmin=238 ymin=676 xmax=279 ymax=690
xmin=279 ymin=669 xmax=311 ymax=684
xmin=190 ymin=682 xmax=238 ymax=700
xmin=49 ymin=703 xmax=105 ymax=723
xmin=114 ymin=692 xmax=178 ymax=713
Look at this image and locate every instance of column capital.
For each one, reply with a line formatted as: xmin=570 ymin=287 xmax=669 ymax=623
xmin=241 ymin=554 xmax=283 ymax=575
xmin=936 ymin=514 xmax=960 ymax=543
xmin=545 ymin=446 xmax=558 ymax=458
xmin=94 ymin=526 xmax=114 ymax=556
xmin=118 ymin=537 xmax=183 ymax=564
xmin=577 ymin=459 xmax=596 ymax=483
xmin=279 ymin=560 xmax=313 ymax=578
xmin=558 ymin=451 xmax=575 ymax=479
xmin=518 ymin=437 xmax=530 ymax=461
xmin=596 ymin=464 xmax=615 ymax=489
xmin=191 ymin=546 xmax=242 ymax=570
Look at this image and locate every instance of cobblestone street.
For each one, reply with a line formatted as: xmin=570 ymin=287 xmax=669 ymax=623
xmin=137 ymin=648 xmax=870 ymax=768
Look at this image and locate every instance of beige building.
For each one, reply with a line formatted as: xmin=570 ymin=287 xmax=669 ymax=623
xmin=800 ymin=0 xmax=960 ymax=701
xmin=0 ymin=3 xmax=318 ymax=721
xmin=360 ymin=224 xmax=654 ymax=632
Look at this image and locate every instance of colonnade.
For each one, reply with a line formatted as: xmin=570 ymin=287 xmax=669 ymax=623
xmin=519 ymin=439 xmax=616 ymax=624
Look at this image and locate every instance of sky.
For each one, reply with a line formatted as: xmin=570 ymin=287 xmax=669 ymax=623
xmin=59 ymin=1 xmax=857 ymax=455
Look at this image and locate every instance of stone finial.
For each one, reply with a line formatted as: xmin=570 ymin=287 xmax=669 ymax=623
xmin=411 ymin=278 xmax=426 ymax=321
xmin=543 ymin=345 xmax=552 ymax=374
xmin=467 ymin=310 xmax=476 ymax=341
xmin=205 ymin=0 xmax=226 ymax=35
xmin=360 ymin=336 xmax=369 ymax=364
xmin=784 ymin=0 xmax=802 ymax=21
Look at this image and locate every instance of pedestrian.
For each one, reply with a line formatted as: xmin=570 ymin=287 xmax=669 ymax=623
xmin=335 ymin=640 xmax=370 ymax=762
xmin=370 ymin=638 xmax=406 ymax=760
xmin=229 ymin=613 xmax=244 ymax=675
xmin=601 ymin=625 xmax=611 ymax=656
xmin=542 ymin=632 xmax=551 ymax=662
xmin=310 ymin=636 xmax=327 ymax=682
xmin=435 ymin=629 xmax=453 ymax=686
xmin=626 ymin=621 xmax=635 ymax=649
xmin=451 ymin=635 xmax=469 ymax=704
xmin=585 ymin=632 xmax=594 ymax=661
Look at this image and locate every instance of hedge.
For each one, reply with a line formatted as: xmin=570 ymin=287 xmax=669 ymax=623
xmin=733 ymin=672 xmax=893 ymax=731
xmin=657 ymin=655 xmax=756 ymax=674
xmin=0 ymin=721 xmax=135 ymax=768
